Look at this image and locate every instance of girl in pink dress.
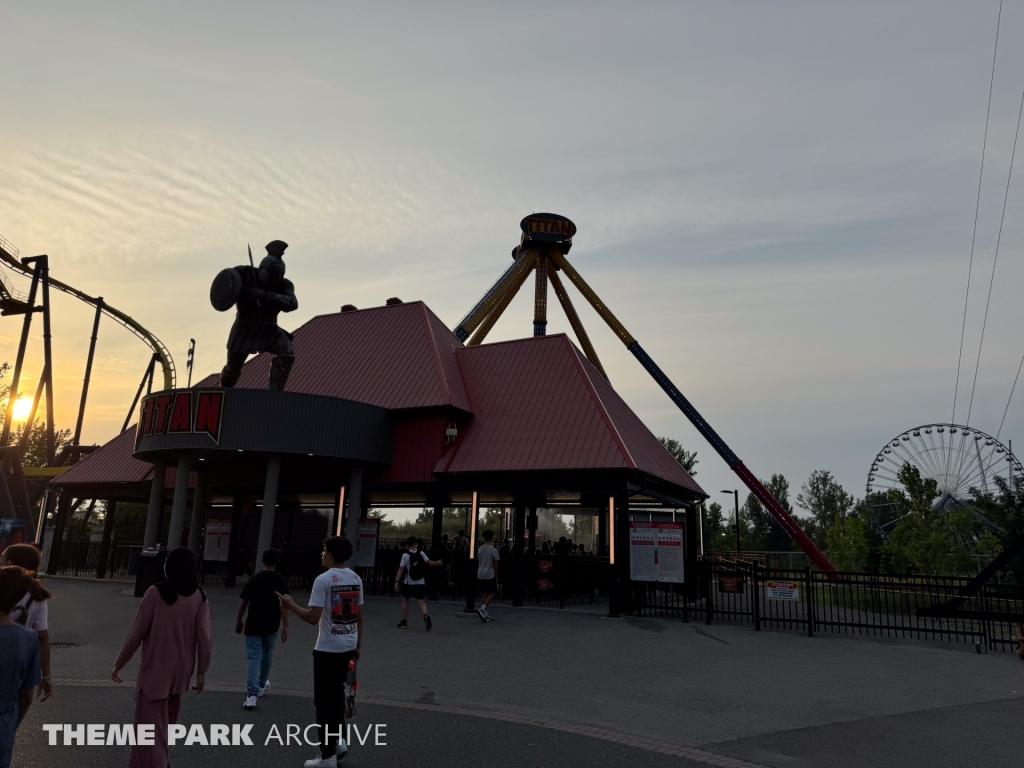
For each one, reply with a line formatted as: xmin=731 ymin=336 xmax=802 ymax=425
xmin=112 ymin=547 xmax=212 ymax=768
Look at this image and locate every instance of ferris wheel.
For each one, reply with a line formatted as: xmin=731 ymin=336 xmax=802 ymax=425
xmin=866 ymin=424 xmax=1022 ymax=506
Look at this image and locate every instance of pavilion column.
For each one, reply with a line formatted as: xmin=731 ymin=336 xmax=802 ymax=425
xmin=511 ymin=502 xmax=526 ymax=607
xmin=527 ymin=508 xmax=537 ymax=554
xmin=464 ymin=491 xmax=479 ymax=612
xmin=684 ymin=505 xmax=699 ymax=601
xmin=143 ymin=460 xmax=167 ymax=550
xmin=429 ymin=501 xmax=444 ymax=600
xmin=187 ymin=471 xmax=210 ymax=560
xmin=45 ymin=492 xmax=73 ymax=574
xmin=96 ymin=499 xmax=117 ymax=579
xmin=225 ymin=495 xmax=244 ymax=588
xmin=166 ymin=455 xmax=191 ymax=550
xmin=431 ymin=501 xmax=444 ymax=551
xmin=255 ymin=456 xmax=281 ymax=572
xmin=607 ymin=489 xmax=631 ymax=617
xmin=344 ymin=466 xmax=362 ymax=547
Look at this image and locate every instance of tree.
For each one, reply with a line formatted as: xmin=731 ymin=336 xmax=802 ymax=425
xmin=658 ymin=437 xmax=697 ymax=476
xmin=703 ymin=502 xmax=726 ymax=549
xmin=882 ymin=464 xmax=973 ymax=575
xmin=740 ymin=474 xmax=794 ymax=551
xmin=796 ymin=470 xmax=854 ymax=546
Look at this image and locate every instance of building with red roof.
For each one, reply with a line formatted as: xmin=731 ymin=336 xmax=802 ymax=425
xmin=50 ymin=299 xmax=705 ymax=599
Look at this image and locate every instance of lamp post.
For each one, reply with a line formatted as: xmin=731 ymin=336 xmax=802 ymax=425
xmin=722 ymin=490 xmax=740 ymax=553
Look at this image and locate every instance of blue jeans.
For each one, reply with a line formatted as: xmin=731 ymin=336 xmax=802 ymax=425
xmin=245 ymin=632 xmax=277 ymax=696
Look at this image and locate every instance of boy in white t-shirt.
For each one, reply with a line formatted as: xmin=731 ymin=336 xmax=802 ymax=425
xmin=475 ymin=530 xmax=501 ymax=622
xmin=394 ymin=536 xmax=442 ymax=631
xmin=278 ymin=537 xmax=363 ymax=768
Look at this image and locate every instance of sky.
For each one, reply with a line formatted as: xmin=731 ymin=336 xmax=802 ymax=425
xmin=2 ymin=1 xmax=1024 ymax=520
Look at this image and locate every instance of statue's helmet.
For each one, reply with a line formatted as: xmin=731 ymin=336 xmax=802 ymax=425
xmin=259 ymin=254 xmax=286 ymax=285
xmin=265 ymin=240 xmax=288 ymax=257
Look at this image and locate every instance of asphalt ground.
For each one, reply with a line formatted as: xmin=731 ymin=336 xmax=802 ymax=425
xmin=9 ymin=577 xmax=1022 ymax=768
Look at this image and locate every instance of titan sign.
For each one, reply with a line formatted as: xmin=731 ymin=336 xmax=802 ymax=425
xmin=136 ymin=390 xmax=225 ymax=449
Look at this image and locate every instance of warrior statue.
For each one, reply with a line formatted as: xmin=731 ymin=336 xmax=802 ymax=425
xmin=209 ymin=240 xmax=298 ymax=390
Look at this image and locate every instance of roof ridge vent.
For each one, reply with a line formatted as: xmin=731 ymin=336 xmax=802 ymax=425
xmin=385 ymin=297 xmax=403 ymax=306
xmin=341 ymin=304 xmax=358 ymax=312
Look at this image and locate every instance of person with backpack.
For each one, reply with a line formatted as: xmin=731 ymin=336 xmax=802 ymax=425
xmin=0 ymin=544 xmax=53 ymax=702
xmin=475 ymin=530 xmax=501 ymax=622
xmin=394 ymin=535 xmax=442 ymax=630
xmin=0 ymin=565 xmax=40 ymax=768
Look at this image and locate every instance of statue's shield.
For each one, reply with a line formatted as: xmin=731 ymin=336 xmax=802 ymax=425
xmin=210 ymin=267 xmax=243 ymax=311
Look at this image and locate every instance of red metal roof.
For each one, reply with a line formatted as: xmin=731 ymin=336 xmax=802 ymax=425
xmin=435 ymin=334 xmax=704 ymax=495
xmin=60 ymin=304 xmax=702 ymax=498
xmin=196 ymin=301 xmax=471 ymax=412
xmin=55 ymin=428 xmax=199 ymax=489
xmin=55 ymin=427 xmax=153 ymax=486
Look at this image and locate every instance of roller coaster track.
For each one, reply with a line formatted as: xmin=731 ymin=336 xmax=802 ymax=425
xmin=0 ymin=241 xmax=175 ymax=390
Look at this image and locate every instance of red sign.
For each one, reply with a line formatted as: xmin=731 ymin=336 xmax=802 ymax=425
xmin=520 ymin=214 xmax=576 ymax=239
xmin=717 ymin=576 xmax=745 ymax=594
xmin=137 ymin=389 xmax=225 ymax=448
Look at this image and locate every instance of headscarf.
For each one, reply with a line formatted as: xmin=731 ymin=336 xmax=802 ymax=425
xmin=156 ymin=547 xmax=206 ymax=604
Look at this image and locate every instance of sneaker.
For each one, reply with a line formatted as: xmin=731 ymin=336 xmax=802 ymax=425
xmin=258 ymin=680 xmax=270 ymax=698
xmin=335 ymin=739 xmax=349 ymax=759
xmin=303 ymin=757 xmax=336 ymax=768
xmin=242 ymin=695 xmax=257 ymax=710
xmin=397 ymin=620 xmax=408 ymax=629
xmin=476 ymin=607 xmax=487 ymax=623
xmin=424 ymin=615 xmax=432 ymax=631
xmin=485 ymin=614 xmax=495 ymax=622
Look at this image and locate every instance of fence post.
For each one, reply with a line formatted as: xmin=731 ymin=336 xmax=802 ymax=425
xmin=705 ymin=559 xmax=713 ymax=626
xmin=805 ymin=565 xmax=814 ymax=638
xmin=753 ymin=562 xmax=760 ymax=631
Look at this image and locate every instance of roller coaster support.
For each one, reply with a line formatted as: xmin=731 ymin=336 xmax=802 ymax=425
xmin=122 ymin=354 xmax=159 ymax=434
xmin=545 ymin=249 xmax=836 ymax=572
xmin=0 ymin=248 xmax=175 ymax=390
xmin=72 ymin=299 xmax=103 ymax=448
xmin=1 ymin=260 xmax=41 ymax=447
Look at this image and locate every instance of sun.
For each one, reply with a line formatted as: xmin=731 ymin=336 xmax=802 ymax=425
xmin=12 ymin=397 xmax=32 ymax=421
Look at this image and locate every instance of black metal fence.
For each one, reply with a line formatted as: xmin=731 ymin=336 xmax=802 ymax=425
xmin=46 ymin=541 xmax=140 ymax=579
xmin=633 ymin=558 xmax=1024 ymax=653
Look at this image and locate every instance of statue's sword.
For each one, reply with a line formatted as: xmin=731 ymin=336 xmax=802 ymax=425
xmin=248 ymin=244 xmax=261 ymax=307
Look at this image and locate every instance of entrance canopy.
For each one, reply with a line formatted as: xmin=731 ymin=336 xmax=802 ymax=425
xmin=53 ymin=299 xmax=706 ymax=509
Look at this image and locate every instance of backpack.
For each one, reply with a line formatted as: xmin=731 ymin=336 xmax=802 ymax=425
xmin=407 ymin=550 xmax=426 ymax=581
xmin=12 ymin=596 xmax=33 ymax=626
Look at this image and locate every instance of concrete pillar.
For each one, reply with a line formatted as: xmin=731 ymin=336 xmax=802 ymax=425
xmin=166 ymin=455 xmax=191 ymax=550
xmin=431 ymin=501 xmax=444 ymax=551
xmin=143 ymin=460 xmax=167 ymax=549
xmin=255 ymin=456 xmax=281 ymax=572
xmin=511 ymin=502 xmax=526 ymax=607
xmin=344 ymin=466 xmax=362 ymax=546
xmin=96 ymin=499 xmax=117 ymax=579
xmin=187 ymin=471 xmax=210 ymax=560
xmin=45 ymin=492 xmax=73 ymax=574
xmin=225 ymin=495 xmax=243 ymax=588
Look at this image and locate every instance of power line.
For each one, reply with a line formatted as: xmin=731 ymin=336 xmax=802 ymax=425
xmin=965 ymin=84 xmax=1024 ymax=427
xmin=996 ymin=350 xmax=1024 ymax=440
xmin=951 ymin=0 xmax=1003 ymax=426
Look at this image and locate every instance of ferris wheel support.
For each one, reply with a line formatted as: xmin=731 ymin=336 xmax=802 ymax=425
xmin=454 ymin=215 xmax=837 ymax=572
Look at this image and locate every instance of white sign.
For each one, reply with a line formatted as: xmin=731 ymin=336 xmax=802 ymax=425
xmin=353 ymin=519 xmax=379 ymax=568
xmin=766 ymin=580 xmax=799 ymax=600
xmin=203 ymin=519 xmax=232 ymax=562
xmin=629 ymin=522 xmax=685 ymax=583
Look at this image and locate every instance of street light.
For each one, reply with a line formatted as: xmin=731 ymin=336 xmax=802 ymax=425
xmin=721 ymin=490 xmax=740 ymax=553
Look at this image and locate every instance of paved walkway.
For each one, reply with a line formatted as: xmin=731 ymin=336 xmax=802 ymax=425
xmin=12 ymin=578 xmax=1022 ymax=767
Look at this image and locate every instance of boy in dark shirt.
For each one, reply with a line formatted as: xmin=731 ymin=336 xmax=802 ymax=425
xmin=235 ymin=549 xmax=289 ymax=709
xmin=0 ymin=565 xmax=40 ymax=768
